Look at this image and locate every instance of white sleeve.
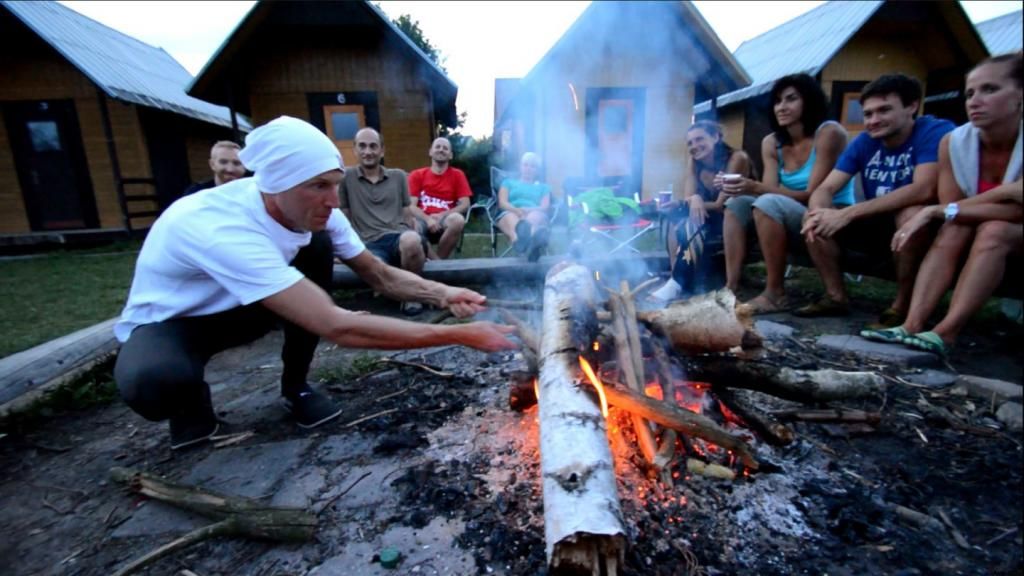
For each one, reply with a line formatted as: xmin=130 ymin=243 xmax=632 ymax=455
xmin=326 ymin=209 xmax=366 ymax=260
xmin=188 ymin=230 xmax=304 ymax=305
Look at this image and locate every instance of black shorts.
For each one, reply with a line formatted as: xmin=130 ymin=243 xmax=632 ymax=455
xmin=416 ymin=214 xmax=456 ymax=244
xmin=365 ymin=232 xmax=404 ymax=265
xmin=833 ymin=214 xmax=898 ymax=258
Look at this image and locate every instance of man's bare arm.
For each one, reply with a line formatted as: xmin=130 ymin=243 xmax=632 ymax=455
xmin=843 ymin=163 xmax=940 ymax=221
xmin=261 ymin=279 xmax=513 ymax=351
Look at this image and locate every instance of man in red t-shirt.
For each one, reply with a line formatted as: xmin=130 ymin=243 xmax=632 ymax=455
xmin=408 ymin=137 xmax=472 ymax=259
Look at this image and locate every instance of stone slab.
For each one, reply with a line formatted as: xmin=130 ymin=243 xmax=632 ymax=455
xmin=955 ymin=375 xmax=1023 ymax=403
xmin=110 ymin=501 xmax=205 ymax=538
xmin=271 ymin=466 xmax=327 ymax=508
xmin=318 ymin=433 xmax=376 ymax=463
xmin=901 ymin=369 xmax=957 ymax=389
xmin=310 ymin=517 xmax=474 ymax=576
xmin=755 ymin=320 xmax=795 ymax=341
xmin=996 ymin=402 xmax=1023 ymax=432
xmin=183 ymin=438 xmax=314 ymax=499
xmin=816 ymin=335 xmax=938 ymax=367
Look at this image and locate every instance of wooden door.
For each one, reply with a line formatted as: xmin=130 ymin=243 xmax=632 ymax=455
xmin=585 ymin=88 xmax=646 ymax=196
xmin=2 ymin=100 xmax=98 ymax=231
xmin=322 ymin=105 xmax=366 ymax=167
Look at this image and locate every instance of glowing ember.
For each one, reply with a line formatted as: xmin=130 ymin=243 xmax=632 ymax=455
xmin=644 ymin=382 xmax=663 ymax=401
xmin=533 ymin=377 xmax=539 ymax=401
xmin=592 ymin=341 xmax=600 ymax=352
xmin=578 ymin=356 xmax=609 ymax=417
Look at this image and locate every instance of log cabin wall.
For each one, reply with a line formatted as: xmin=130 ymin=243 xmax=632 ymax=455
xmin=530 ymin=47 xmax=696 ymax=203
xmin=243 ymin=29 xmax=437 ymax=173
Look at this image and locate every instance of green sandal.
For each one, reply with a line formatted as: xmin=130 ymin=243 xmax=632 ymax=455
xmin=860 ymin=326 xmax=910 ymax=344
xmin=901 ymin=331 xmax=950 ymax=357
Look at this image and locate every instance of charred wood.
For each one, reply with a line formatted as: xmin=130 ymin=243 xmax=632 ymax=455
xmin=595 ymin=380 xmax=760 ymax=471
xmin=714 ymin=388 xmax=795 ymax=446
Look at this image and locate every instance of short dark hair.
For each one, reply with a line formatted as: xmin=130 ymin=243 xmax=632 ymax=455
xmin=860 ymin=74 xmax=923 ymax=115
xmin=768 ymin=73 xmax=829 ymax=146
xmin=687 ymin=120 xmax=735 ymax=171
xmin=971 ymin=51 xmax=1023 ymax=88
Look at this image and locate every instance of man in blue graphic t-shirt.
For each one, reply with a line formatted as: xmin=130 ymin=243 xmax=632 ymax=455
xmin=796 ymin=74 xmax=955 ymax=326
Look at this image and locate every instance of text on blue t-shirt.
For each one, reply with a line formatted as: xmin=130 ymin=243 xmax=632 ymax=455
xmin=835 ymin=115 xmax=955 ymax=201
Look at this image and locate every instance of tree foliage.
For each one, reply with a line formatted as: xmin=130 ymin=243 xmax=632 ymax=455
xmin=388 ymin=10 xmax=491 ymax=192
xmin=391 ymin=13 xmax=446 ymax=73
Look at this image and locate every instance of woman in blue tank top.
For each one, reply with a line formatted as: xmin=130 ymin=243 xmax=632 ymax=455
xmin=719 ymin=74 xmax=853 ymax=314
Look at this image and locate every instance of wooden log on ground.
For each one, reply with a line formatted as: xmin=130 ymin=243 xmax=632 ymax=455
xmin=596 ymin=380 xmax=760 ymax=471
xmin=109 ymin=466 xmax=316 ymax=575
xmin=636 ymin=290 xmax=760 ymax=353
xmin=713 ymin=387 xmax=795 ymax=446
xmin=683 ymin=358 xmax=886 ymax=403
xmin=0 ymin=317 xmax=119 ymax=416
xmin=538 ymin=263 xmax=625 ymax=573
xmin=332 ymin=252 xmax=669 ymax=288
xmin=772 ymin=408 xmax=882 ymax=425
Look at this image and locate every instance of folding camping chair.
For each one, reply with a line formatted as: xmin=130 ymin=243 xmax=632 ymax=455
xmin=566 ymin=189 xmax=658 ymax=255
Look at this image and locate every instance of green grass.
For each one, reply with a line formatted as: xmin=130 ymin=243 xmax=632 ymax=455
xmin=0 ymin=245 xmax=139 ymax=358
xmin=313 ymin=351 xmax=384 ymax=383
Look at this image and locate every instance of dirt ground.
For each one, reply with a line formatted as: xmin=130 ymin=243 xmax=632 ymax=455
xmin=0 ymin=274 xmax=1021 ymax=576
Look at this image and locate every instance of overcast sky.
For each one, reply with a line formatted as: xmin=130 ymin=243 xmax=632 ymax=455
xmin=60 ymin=0 xmax=1021 ymax=137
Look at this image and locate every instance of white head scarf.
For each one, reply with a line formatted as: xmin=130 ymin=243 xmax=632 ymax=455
xmin=238 ymin=116 xmax=342 ymax=194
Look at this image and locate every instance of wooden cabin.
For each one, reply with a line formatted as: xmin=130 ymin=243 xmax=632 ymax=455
xmin=188 ymin=0 xmax=459 ymax=172
xmin=492 ymin=1 xmax=749 ymax=203
xmin=0 ymin=1 xmax=246 ymax=240
xmin=694 ymin=0 xmax=990 ymax=176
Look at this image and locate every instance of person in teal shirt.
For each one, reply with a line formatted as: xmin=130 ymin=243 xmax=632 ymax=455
xmin=719 ymin=74 xmax=853 ymax=314
xmin=495 ymin=152 xmax=552 ymax=261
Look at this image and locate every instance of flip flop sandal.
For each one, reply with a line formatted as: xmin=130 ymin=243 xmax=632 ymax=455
xmin=793 ymin=297 xmax=850 ymax=318
xmin=740 ymin=294 xmax=790 ymax=315
xmin=901 ymin=331 xmax=950 ymax=357
xmin=870 ymin=307 xmax=906 ymax=329
xmin=859 ymin=326 xmax=909 ymax=344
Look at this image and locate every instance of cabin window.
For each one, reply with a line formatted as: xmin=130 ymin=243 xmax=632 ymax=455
xmin=840 ymin=93 xmax=864 ymax=131
xmin=329 ymin=112 xmax=360 ymax=141
xmin=28 ymin=121 xmax=61 ymax=151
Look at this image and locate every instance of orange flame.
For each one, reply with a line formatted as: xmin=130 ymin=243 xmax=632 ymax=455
xmin=533 ymin=378 xmax=539 ymax=402
xmin=592 ymin=341 xmax=600 ymax=352
xmin=578 ymin=356 xmax=609 ymax=418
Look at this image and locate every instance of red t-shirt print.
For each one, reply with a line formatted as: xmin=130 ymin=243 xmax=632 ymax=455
xmin=408 ymin=167 xmax=472 ymax=215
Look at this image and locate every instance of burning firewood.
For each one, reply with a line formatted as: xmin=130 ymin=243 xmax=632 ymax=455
xmin=537 ymin=263 xmax=625 ymax=573
xmin=595 ymin=379 xmax=760 ymax=471
xmin=635 ymin=289 xmax=762 ymax=353
xmin=714 ymin=387 xmax=795 ymax=446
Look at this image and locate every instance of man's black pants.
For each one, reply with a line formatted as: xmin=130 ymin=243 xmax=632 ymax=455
xmin=114 ymin=232 xmax=334 ymax=422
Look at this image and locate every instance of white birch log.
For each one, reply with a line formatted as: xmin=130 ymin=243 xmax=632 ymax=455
xmin=637 ymin=289 xmax=758 ymax=352
xmin=539 ymin=263 xmax=625 ymax=574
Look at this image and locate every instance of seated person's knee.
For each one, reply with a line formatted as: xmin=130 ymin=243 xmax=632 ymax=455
xmin=973 ymin=220 xmax=1016 ymax=252
xmin=398 ymin=230 xmax=425 ymax=254
xmin=445 ymin=212 xmax=466 ymax=232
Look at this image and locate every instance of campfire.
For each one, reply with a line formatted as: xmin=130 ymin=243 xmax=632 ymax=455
xmin=499 ymin=263 xmax=888 ymax=575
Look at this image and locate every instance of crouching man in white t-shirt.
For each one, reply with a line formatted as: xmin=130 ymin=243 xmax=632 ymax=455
xmin=113 ymin=116 xmax=516 ymax=450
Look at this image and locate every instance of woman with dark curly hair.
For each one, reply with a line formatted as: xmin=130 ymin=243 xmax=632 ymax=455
xmin=720 ymin=73 xmax=854 ymax=314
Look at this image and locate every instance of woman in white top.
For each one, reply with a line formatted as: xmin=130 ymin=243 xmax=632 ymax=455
xmin=862 ymin=53 xmax=1023 ymax=355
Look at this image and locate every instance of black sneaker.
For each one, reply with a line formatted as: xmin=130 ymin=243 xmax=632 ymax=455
xmin=514 ymin=220 xmax=532 ymax=255
xmin=283 ymin=389 xmax=344 ymax=429
xmin=527 ymin=227 xmax=549 ymax=262
xmin=169 ymin=411 xmax=220 ymax=450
